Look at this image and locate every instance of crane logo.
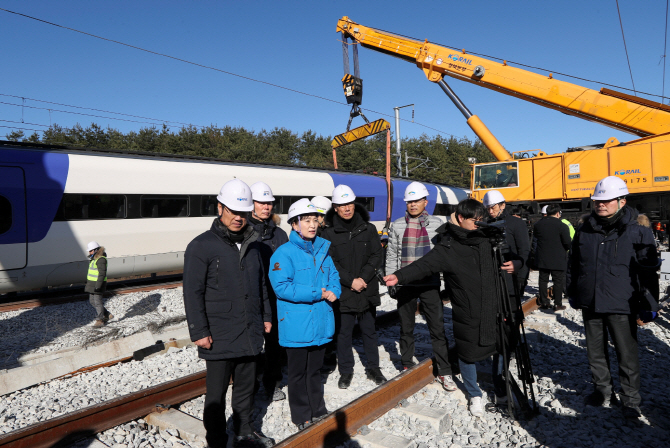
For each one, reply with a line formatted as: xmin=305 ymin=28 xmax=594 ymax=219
xmin=615 ymin=169 xmax=641 ymax=175
xmin=447 ymin=54 xmax=473 ymax=65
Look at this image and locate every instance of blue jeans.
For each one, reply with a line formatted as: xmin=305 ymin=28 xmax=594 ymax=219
xmin=459 ymin=355 xmax=506 ymax=398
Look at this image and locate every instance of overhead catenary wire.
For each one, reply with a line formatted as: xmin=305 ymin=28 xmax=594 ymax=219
xmin=0 ymin=8 xmax=469 ymax=140
xmin=615 ymin=0 xmax=637 ymax=95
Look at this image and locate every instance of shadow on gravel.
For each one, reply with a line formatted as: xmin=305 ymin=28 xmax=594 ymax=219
xmin=506 ymin=316 xmax=670 ymax=447
xmin=0 ymin=292 xmax=165 ymax=369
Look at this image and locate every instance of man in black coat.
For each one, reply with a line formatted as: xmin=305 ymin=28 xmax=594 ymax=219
xmin=384 ymin=199 xmax=521 ymax=418
xmin=533 ymin=204 xmax=572 ymax=311
xmin=321 ymin=184 xmax=386 ymax=389
xmin=249 ymin=181 xmax=289 ymax=403
xmin=567 ymin=176 xmax=659 ymax=419
xmin=183 ymin=179 xmax=273 ymax=448
xmin=483 ymin=190 xmax=530 ymax=293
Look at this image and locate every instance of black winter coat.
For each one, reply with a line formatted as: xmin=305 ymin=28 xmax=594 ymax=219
xmin=249 ymin=215 xmax=289 ymax=323
xmin=532 ymin=217 xmax=571 ymax=270
xmin=321 ymin=204 xmax=383 ymax=313
xmin=489 ymin=208 xmax=530 ymax=281
xmin=183 ymin=219 xmax=271 ymax=360
xmin=394 ymin=223 xmax=519 ymax=363
xmin=567 ymin=206 xmax=659 ymax=314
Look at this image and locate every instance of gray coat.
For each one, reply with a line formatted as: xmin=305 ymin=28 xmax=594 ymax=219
xmin=386 ymin=213 xmax=444 ymax=286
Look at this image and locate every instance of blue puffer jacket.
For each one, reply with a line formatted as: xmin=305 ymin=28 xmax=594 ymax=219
xmin=269 ymin=231 xmax=341 ymax=347
xmin=566 ymin=206 xmax=659 ymax=314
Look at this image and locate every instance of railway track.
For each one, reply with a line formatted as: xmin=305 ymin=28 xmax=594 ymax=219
xmin=0 ymin=297 xmax=540 ymax=448
xmin=0 ymin=274 xmax=183 ymax=313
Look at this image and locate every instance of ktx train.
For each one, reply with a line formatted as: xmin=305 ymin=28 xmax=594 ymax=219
xmin=0 ymin=141 xmax=467 ymax=294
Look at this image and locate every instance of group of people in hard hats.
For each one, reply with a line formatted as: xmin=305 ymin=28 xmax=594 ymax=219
xmin=87 ymin=172 xmax=659 ymax=445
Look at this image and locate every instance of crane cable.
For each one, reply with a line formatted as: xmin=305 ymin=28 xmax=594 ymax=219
xmin=663 ymin=0 xmax=669 ymax=104
xmin=615 ymin=0 xmax=637 ymax=95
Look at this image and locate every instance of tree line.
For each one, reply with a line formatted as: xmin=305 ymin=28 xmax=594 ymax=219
xmin=5 ymin=123 xmax=496 ymax=188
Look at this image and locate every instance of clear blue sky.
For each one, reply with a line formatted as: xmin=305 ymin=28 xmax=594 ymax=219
xmin=2 ymin=1 xmax=669 ymax=156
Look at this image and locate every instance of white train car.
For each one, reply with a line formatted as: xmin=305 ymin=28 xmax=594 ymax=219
xmin=0 ymin=141 xmax=467 ymax=293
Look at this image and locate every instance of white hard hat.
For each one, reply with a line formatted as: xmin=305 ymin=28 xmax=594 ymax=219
xmin=331 ymin=185 xmax=356 ymax=205
xmin=287 ymin=198 xmax=318 ymax=221
xmin=403 ymin=181 xmax=430 ymax=202
xmin=216 ymin=179 xmax=254 ymax=212
xmin=87 ymin=241 xmax=100 ymax=251
xmin=541 ymin=205 xmax=548 ymax=214
xmin=591 ymin=176 xmax=629 ymax=201
xmin=250 ymin=181 xmax=275 ymax=202
xmin=311 ymin=196 xmax=332 ymax=214
xmin=482 ymin=190 xmax=505 ymax=208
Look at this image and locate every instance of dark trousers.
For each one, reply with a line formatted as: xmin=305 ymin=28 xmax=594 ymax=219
xmin=582 ymin=309 xmax=640 ymax=406
xmin=286 ymin=345 xmax=327 ymax=425
xmin=337 ymin=308 xmax=379 ymax=374
xmin=262 ymin=324 xmax=284 ymax=394
xmin=88 ymin=293 xmax=109 ymax=320
xmin=538 ymin=269 xmax=565 ymax=307
xmin=203 ymin=357 xmax=256 ymax=448
xmin=396 ymin=287 xmax=452 ymax=375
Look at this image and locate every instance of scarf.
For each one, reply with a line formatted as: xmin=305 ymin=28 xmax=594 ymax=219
xmin=448 ymin=223 xmax=498 ymax=347
xmin=401 ymin=211 xmax=431 ymax=267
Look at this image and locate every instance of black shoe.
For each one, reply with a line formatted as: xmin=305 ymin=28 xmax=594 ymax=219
xmin=584 ymin=391 xmax=617 ymax=407
xmin=365 ymin=368 xmax=388 ymax=385
xmin=338 ymin=373 xmax=353 ymax=389
xmin=233 ymin=432 xmax=274 ymax=448
xmin=297 ymin=421 xmax=312 ymax=431
xmin=622 ymin=404 xmax=641 ymax=419
xmin=553 ymin=305 xmax=566 ymax=311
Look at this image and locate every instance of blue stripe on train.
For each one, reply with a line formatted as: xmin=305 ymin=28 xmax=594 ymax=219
xmin=0 ymin=149 xmax=69 ymax=243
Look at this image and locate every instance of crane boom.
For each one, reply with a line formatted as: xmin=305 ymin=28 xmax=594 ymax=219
xmin=336 ymin=16 xmax=670 ymax=138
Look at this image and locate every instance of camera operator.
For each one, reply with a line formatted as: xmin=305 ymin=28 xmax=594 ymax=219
xmin=384 ymin=199 xmax=521 ymax=418
xmin=483 ymin=190 xmax=530 ymax=293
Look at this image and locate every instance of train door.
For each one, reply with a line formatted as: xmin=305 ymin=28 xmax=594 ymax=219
xmin=0 ymin=166 xmax=28 ymax=270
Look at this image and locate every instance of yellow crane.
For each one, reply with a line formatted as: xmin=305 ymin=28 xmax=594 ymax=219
xmin=336 ymin=16 xmax=670 ymax=220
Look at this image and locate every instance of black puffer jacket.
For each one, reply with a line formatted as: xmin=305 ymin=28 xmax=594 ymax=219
xmin=321 ymin=204 xmax=383 ymax=313
xmin=249 ymin=215 xmax=289 ymax=323
xmin=489 ymin=208 xmax=530 ymax=281
xmin=567 ymin=206 xmax=659 ymax=314
xmin=183 ymin=219 xmax=271 ymax=360
xmin=532 ymin=216 xmax=571 ymax=270
xmin=394 ymin=223 xmax=521 ymax=362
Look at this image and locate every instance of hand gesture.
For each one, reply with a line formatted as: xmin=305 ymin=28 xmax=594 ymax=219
xmin=383 ymin=274 xmax=398 ymax=286
xmin=194 ymin=336 xmax=213 ymax=350
xmin=351 ymin=277 xmax=367 ymax=292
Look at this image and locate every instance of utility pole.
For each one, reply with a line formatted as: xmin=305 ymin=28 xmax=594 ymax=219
xmin=393 ymin=104 xmax=414 ymax=177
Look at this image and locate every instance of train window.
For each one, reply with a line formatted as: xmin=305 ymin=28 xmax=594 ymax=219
xmin=0 ymin=195 xmax=11 ymax=234
xmin=355 ymin=197 xmax=375 ymax=212
xmin=141 ymin=196 xmax=189 ymax=218
xmin=201 ymin=196 xmax=219 ymax=216
xmin=278 ymin=196 xmax=305 ymax=214
xmin=54 ymin=194 xmax=126 ymax=221
xmin=433 ymin=204 xmax=454 ymax=217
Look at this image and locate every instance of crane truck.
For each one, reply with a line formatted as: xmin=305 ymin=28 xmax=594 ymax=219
xmin=336 ymin=16 xmax=670 ymax=221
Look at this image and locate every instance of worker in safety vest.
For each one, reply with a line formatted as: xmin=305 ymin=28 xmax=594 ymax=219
xmin=85 ymin=241 xmax=113 ymax=327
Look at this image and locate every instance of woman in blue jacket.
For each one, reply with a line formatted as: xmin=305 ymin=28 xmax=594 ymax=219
xmin=269 ymin=198 xmax=341 ymax=429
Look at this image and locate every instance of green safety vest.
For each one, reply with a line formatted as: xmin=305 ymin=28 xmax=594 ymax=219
xmin=87 ymin=257 xmax=108 ymax=282
xmin=562 ymin=218 xmax=576 ymax=240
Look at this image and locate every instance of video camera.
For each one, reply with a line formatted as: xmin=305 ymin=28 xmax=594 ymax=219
xmin=475 ymin=220 xmax=509 ymax=251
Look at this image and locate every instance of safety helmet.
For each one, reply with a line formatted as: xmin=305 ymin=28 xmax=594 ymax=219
xmin=541 ymin=205 xmax=548 ymax=214
xmin=216 ymin=179 xmax=254 ymax=212
xmin=591 ymin=176 xmax=629 ymax=201
xmin=87 ymin=241 xmax=101 ymax=251
xmin=287 ymin=198 xmax=318 ymax=221
xmin=331 ymin=185 xmax=356 ymax=205
xmin=403 ymin=181 xmax=430 ymax=202
xmin=482 ymin=190 xmax=505 ymax=208
xmin=250 ymin=181 xmax=275 ymax=202
xmin=311 ymin=196 xmax=332 ymax=214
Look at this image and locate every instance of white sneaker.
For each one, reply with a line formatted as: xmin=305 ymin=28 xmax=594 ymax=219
xmin=469 ymin=397 xmax=484 ymax=418
xmin=436 ymin=375 xmax=458 ymax=391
